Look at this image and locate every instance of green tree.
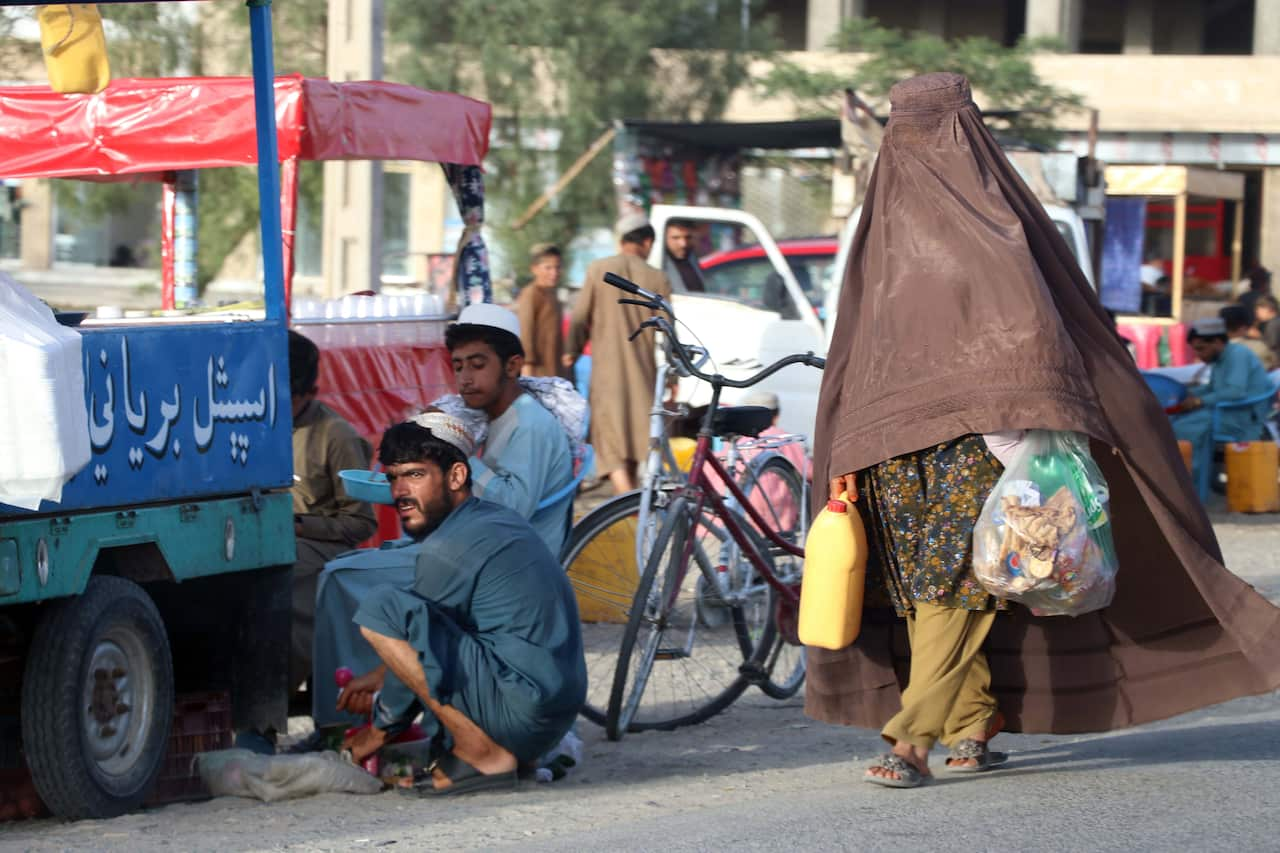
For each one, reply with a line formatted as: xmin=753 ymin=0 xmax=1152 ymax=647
xmin=761 ymin=18 xmax=1083 ymax=148
xmin=187 ymin=1 xmax=329 ymax=289
xmin=386 ymin=0 xmax=776 ymax=290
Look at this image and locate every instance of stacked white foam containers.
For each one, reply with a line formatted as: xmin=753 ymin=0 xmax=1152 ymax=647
xmin=0 ymin=275 xmax=90 ymax=510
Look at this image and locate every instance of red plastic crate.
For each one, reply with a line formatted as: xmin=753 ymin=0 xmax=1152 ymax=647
xmin=145 ymin=691 xmax=233 ymax=806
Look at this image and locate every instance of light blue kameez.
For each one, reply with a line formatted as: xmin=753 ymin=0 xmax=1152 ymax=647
xmin=1172 ymin=342 xmax=1275 ymax=469
xmin=471 ymin=392 xmax=573 ymax=555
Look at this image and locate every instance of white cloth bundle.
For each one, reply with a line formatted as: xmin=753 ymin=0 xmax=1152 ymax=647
xmin=0 ymin=275 xmax=90 ymax=509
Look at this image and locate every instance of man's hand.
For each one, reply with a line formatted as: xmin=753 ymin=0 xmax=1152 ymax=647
xmin=1181 ymin=395 xmax=1203 ymax=412
xmin=336 ymin=666 xmax=385 ymax=716
xmin=342 ymin=724 xmax=388 ymax=765
xmin=829 ymin=473 xmax=857 ymax=503
xmin=561 ymin=353 xmax=576 ymax=368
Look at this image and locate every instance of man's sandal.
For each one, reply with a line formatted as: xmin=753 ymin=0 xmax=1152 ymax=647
xmin=943 ymin=738 xmax=1009 ymax=773
xmin=397 ymin=751 xmax=518 ymax=797
xmin=863 ymin=753 xmax=930 ymax=789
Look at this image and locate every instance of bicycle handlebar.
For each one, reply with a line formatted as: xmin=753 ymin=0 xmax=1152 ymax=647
xmin=603 ymin=272 xmax=825 ymax=389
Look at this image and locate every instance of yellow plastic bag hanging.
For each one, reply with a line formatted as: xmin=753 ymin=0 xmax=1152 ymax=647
xmin=38 ymin=4 xmax=111 ymax=94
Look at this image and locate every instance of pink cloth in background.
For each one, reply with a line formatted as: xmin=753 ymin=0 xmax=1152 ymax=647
xmin=708 ymin=425 xmax=810 ymax=532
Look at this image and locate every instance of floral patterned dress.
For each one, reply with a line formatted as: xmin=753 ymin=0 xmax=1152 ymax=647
xmin=857 ymin=434 xmax=1006 ymax=616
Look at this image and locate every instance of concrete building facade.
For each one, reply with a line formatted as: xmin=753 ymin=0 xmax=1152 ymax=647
xmin=6 ymin=0 xmax=1280 ymax=303
xmin=756 ymin=0 xmax=1280 ymax=276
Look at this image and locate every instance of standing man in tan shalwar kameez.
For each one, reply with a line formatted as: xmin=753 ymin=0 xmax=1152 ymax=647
xmin=568 ymin=214 xmax=672 ymax=494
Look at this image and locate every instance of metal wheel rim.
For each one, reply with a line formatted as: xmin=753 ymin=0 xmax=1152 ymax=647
xmin=81 ymin=624 xmax=156 ymax=778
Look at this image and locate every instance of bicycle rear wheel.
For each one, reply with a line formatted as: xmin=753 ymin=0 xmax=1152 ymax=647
xmin=737 ymin=453 xmax=807 ymax=699
xmin=605 ymin=497 xmax=763 ymax=740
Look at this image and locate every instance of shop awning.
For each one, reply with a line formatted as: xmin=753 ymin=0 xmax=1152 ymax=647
xmin=622 ymin=119 xmax=841 ymax=151
xmin=0 ymin=74 xmax=492 ymax=179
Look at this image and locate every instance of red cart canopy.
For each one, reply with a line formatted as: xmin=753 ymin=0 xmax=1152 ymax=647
xmin=0 ymin=74 xmax=492 ymax=179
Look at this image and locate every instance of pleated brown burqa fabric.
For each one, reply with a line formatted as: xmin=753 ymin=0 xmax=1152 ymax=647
xmin=808 ymin=72 xmax=1280 ymax=734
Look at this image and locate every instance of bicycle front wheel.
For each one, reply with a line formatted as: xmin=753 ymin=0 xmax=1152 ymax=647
xmin=605 ymin=498 xmax=761 ymax=740
xmin=561 ymin=491 xmax=645 ymax=727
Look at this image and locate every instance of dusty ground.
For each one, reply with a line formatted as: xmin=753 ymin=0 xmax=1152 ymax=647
xmin=1 ymin=504 xmax=1277 ymax=852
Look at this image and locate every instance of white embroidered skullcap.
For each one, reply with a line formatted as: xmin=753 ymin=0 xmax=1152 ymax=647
xmin=408 ymin=412 xmax=477 ymax=457
xmin=455 ymin=303 xmax=521 ymax=341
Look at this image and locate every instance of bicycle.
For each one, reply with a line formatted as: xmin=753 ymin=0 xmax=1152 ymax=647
xmin=563 ymin=272 xmax=824 ymax=740
xmin=562 ymin=419 xmax=808 ymax=727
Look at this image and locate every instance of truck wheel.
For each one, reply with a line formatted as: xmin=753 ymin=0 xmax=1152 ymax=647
xmin=21 ymin=576 xmax=174 ymax=820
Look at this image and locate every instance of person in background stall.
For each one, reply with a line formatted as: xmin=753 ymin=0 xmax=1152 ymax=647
xmin=1172 ymin=317 xmax=1275 ymax=477
xmin=515 ymin=243 xmax=570 ymax=379
xmin=1237 ymin=265 xmax=1273 ymax=323
xmin=1221 ymin=304 xmax=1277 ymax=371
xmin=1252 ymin=294 xmax=1280 ymax=361
xmin=568 ymin=213 xmax=673 ymax=494
xmin=662 ymin=219 xmax=706 ymax=293
xmin=287 ymin=330 xmax=378 ymax=707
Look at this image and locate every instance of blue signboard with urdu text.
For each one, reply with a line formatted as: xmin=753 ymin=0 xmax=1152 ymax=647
xmin=1 ymin=320 xmax=293 ymax=515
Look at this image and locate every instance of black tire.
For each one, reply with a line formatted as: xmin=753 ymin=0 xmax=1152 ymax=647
xmin=755 ymin=588 xmax=806 ymax=700
xmin=605 ymin=498 xmax=760 ymax=740
xmin=561 ymin=492 xmax=644 ymax=727
xmin=22 ymin=576 xmax=175 ymax=820
xmin=738 ymin=453 xmax=806 ymax=548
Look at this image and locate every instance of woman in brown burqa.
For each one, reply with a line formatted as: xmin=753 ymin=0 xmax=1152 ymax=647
xmin=811 ymin=72 xmax=1280 ymax=788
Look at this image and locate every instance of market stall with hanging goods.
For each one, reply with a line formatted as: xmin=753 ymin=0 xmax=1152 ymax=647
xmin=1103 ymin=165 xmax=1246 ymax=368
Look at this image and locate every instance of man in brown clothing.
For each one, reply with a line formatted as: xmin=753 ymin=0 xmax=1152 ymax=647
xmin=288 ymin=330 xmax=378 ymax=696
xmin=568 ymin=214 xmax=672 ymax=493
xmin=514 ymin=243 xmax=570 ymax=379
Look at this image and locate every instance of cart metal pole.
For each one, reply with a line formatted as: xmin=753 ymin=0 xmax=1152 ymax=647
xmin=247 ymin=0 xmax=287 ymax=323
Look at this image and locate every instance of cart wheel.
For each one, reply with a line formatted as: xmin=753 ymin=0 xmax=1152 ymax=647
xmin=21 ymin=576 xmax=174 ymax=820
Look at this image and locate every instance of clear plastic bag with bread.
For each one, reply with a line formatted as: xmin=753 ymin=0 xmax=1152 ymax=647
xmin=973 ymin=430 xmax=1118 ymax=617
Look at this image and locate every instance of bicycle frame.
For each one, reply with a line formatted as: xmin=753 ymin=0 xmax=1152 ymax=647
xmin=671 ymin=409 xmax=805 ymax=611
xmin=602 ymin=270 xmax=823 ymax=611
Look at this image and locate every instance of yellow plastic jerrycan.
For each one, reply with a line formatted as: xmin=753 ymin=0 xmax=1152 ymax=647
xmin=38 ymin=4 xmax=111 ymax=95
xmin=798 ymin=492 xmax=868 ymax=649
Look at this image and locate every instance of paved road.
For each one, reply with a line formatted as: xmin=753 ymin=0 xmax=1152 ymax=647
xmin=1 ymin=510 xmax=1277 ymax=852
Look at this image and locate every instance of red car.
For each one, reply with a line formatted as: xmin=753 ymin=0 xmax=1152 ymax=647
xmin=698 ymin=237 xmax=838 ymax=319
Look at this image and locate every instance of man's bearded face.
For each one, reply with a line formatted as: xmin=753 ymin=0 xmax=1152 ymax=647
xmin=386 ymin=460 xmax=458 ymax=538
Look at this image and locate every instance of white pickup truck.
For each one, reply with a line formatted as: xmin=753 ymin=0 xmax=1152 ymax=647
xmin=646 ymin=203 xmax=1096 ymax=437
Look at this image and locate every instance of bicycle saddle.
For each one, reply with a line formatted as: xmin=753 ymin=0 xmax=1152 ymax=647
xmin=712 ymin=406 xmax=775 ymax=438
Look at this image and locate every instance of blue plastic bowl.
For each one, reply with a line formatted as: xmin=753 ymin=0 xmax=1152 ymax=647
xmin=339 ymin=469 xmax=394 ymax=505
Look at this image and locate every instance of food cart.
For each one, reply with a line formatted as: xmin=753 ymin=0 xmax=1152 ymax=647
xmin=0 ymin=0 xmax=493 ymax=820
xmin=1105 ymin=165 xmax=1246 ymax=368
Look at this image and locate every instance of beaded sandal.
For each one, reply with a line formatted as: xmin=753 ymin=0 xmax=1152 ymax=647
xmin=863 ymin=753 xmax=931 ymax=789
xmin=943 ymin=738 xmax=1009 ymax=773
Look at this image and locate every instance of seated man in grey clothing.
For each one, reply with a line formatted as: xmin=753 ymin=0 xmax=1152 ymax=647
xmin=339 ymin=418 xmax=586 ymax=795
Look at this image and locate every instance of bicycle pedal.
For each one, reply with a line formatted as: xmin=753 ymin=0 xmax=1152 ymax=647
xmin=654 ymin=648 xmax=688 ymax=660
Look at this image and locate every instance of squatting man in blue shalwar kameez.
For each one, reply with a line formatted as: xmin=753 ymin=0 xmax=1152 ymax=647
xmin=338 ymin=418 xmax=587 ymax=795
xmin=1171 ymin=317 xmax=1275 ymax=482
xmin=307 ymin=305 xmax=579 ymax=739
